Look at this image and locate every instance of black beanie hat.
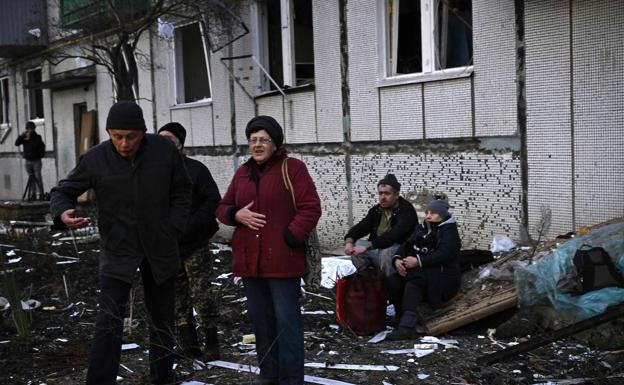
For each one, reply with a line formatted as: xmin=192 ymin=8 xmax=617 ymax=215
xmin=245 ymin=115 xmax=284 ymax=148
xmin=158 ymin=122 xmax=187 ymax=146
xmin=426 ymin=199 xmax=450 ymax=218
xmin=106 ymin=101 xmax=146 ymax=131
xmin=26 ymin=121 xmax=36 ymax=130
xmin=378 ymin=173 xmax=401 ymax=191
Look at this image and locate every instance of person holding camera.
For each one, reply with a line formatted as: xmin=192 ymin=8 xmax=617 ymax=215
xmin=385 ymin=199 xmax=462 ymax=341
xmin=15 ymin=121 xmax=46 ymax=200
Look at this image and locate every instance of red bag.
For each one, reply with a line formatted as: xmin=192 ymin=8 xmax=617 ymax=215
xmin=336 ymin=270 xmax=388 ymax=335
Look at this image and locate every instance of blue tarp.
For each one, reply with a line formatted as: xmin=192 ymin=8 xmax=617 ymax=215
xmin=515 ymin=221 xmax=624 ymax=322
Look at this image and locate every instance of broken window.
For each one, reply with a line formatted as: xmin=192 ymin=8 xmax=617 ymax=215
xmin=386 ymin=0 xmax=472 ymax=76
xmin=260 ymin=0 xmax=314 ymax=90
xmin=174 ymin=22 xmax=211 ymax=104
xmin=27 ymin=69 xmax=44 ymax=120
xmin=0 ymin=77 xmax=9 ymax=125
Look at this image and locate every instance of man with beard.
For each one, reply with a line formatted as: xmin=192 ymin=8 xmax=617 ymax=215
xmin=344 ymin=174 xmax=418 ymax=276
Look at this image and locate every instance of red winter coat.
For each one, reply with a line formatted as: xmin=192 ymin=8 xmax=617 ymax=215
xmin=217 ymin=149 xmax=321 ymax=278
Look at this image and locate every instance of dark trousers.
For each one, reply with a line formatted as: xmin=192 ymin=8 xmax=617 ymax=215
xmin=86 ymin=259 xmax=175 ymax=385
xmin=25 ymin=159 xmax=44 ymax=196
xmin=386 ymin=273 xmax=426 ymax=318
xmin=243 ymin=277 xmax=304 ymax=385
xmin=387 ymin=269 xmax=460 ymax=326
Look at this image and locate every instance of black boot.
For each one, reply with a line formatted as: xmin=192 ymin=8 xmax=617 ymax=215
xmin=386 ymin=310 xmax=419 ymax=341
xmin=202 ymin=327 xmax=220 ymax=362
xmin=177 ymin=325 xmax=202 ymax=358
xmin=386 ymin=326 xmax=418 ymax=341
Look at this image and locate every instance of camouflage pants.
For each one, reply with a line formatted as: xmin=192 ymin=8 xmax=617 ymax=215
xmin=175 ymin=247 xmax=219 ymax=329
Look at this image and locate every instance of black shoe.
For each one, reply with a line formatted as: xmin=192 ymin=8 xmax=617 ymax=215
xmin=202 ymin=327 xmax=220 ymax=362
xmin=177 ymin=325 xmax=202 ymax=358
xmin=387 ymin=315 xmax=400 ymax=328
xmin=386 ymin=326 xmax=417 ymax=341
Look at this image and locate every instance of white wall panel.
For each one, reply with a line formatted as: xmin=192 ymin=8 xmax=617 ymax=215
xmin=525 ymin=0 xmax=573 ymax=238
xmin=473 ymin=0 xmax=517 ymax=136
xmin=312 ymin=0 xmax=343 ymax=143
xmin=424 ymin=78 xmax=472 ymax=139
xmin=346 ymin=1 xmax=380 ymax=141
xmin=571 ymin=0 xmax=624 ymax=227
xmin=288 ymin=92 xmax=317 ymax=143
xmin=380 ymin=84 xmax=424 ymax=140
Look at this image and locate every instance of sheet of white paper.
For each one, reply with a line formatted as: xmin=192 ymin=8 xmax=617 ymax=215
xmin=367 ymin=330 xmax=390 ymax=344
xmin=207 ymin=360 xmax=357 ymax=385
xmin=304 ymin=363 xmax=399 ymax=371
xmin=380 ymin=348 xmax=414 ymax=355
xmin=420 ymin=336 xmax=459 ymax=345
xmin=302 ymin=310 xmax=334 ymax=315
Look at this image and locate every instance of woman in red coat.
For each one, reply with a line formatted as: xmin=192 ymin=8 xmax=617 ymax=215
xmin=217 ymin=116 xmax=321 ymax=385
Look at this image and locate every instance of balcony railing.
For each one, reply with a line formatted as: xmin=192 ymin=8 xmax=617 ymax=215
xmin=61 ymin=0 xmax=149 ymax=29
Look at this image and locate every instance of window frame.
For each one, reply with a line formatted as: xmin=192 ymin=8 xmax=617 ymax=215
xmin=377 ymin=0 xmax=473 ymax=88
xmin=171 ymin=20 xmax=213 ymax=106
xmin=0 ymin=77 xmax=11 ymax=144
xmin=252 ymin=0 xmax=314 ymax=92
xmin=0 ymin=77 xmax=10 ymax=125
xmin=26 ymin=68 xmax=45 ymax=120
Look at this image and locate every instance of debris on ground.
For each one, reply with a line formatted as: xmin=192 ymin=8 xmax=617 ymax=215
xmin=1 ymin=213 xmax=623 ymax=384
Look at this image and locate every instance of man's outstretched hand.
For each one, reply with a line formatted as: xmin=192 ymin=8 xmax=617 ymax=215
xmin=60 ymin=209 xmax=89 ymax=229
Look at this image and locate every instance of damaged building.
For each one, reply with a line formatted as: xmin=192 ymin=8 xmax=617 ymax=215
xmin=0 ymin=0 xmax=622 ymax=251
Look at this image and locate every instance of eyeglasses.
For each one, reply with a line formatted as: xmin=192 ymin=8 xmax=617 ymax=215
xmin=248 ymin=137 xmax=272 ymax=145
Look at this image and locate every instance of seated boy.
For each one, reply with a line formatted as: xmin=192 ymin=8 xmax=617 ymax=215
xmin=386 ymin=199 xmax=461 ymax=341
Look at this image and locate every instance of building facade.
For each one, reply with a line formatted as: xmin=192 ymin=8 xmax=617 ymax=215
xmin=1 ymin=0 xmax=622 ymax=250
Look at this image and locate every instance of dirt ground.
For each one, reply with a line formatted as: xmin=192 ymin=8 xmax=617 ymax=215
xmin=1 ymin=223 xmax=624 ymax=385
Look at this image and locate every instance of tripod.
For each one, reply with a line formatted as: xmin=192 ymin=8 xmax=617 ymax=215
xmin=22 ymin=174 xmax=39 ymax=201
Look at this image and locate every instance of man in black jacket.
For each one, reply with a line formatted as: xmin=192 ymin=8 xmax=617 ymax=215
xmin=50 ymin=102 xmax=191 ymax=384
xmin=158 ymin=122 xmax=222 ymax=361
xmin=15 ymin=121 xmax=45 ymax=200
xmin=344 ymin=174 xmax=418 ymax=276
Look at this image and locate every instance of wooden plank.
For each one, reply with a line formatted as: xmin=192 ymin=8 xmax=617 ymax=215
xmin=423 ymin=287 xmax=518 ymax=336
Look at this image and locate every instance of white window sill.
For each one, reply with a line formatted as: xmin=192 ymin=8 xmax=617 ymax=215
xmin=255 ymin=83 xmax=315 ymax=99
xmin=0 ymin=123 xmax=12 ymax=144
xmin=170 ymin=99 xmax=213 ymax=110
xmin=377 ymin=66 xmax=473 ymax=88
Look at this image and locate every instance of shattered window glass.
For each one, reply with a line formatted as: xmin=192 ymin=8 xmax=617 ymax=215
xmin=387 ymin=0 xmax=472 ymax=76
xmin=174 ymin=22 xmax=211 ymax=104
xmin=263 ymin=0 xmax=314 ymax=90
